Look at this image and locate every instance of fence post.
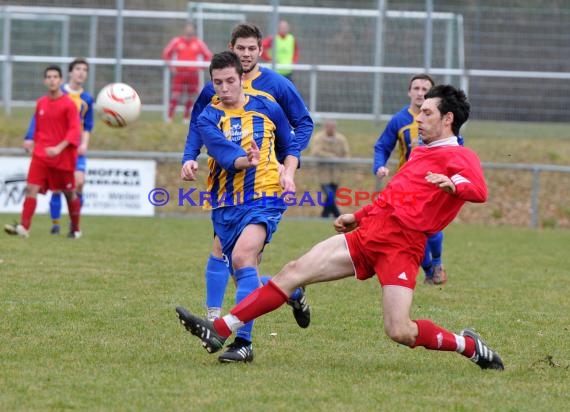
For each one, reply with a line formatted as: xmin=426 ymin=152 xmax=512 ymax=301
xmin=530 ymin=166 xmax=540 ymax=228
xmin=2 ymin=9 xmax=12 ymax=116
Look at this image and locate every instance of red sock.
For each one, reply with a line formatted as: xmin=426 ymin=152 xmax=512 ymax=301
xmin=213 ymin=280 xmax=288 ymax=337
xmin=183 ymin=100 xmax=193 ymax=119
xmin=168 ymin=99 xmax=178 ymax=119
xmin=413 ymin=319 xmax=474 ymax=357
xmin=67 ymin=196 xmax=81 ymax=232
xmin=21 ymin=197 xmax=37 ymax=230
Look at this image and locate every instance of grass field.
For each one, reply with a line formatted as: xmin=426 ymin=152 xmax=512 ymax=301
xmin=1 ymin=216 xmax=569 ymax=411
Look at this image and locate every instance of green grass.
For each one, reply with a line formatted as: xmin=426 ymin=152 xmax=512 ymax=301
xmin=1 ymin=216 xmax=569 ymax=411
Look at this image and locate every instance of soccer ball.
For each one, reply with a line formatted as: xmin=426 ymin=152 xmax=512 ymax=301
xmin=95 ymin=83 xmax=141 ymax=127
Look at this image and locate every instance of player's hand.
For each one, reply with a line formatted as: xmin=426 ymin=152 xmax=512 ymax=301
xmin=23 ymin=140 xmax=34 ymax=154
xmin=279 ymin=174 xmax=296 ymax=202
xmin=334 ymin=213 xmax=358 ymax=233
xmin=78 ymin=143 xmax=88 ymax=156
xmin=246 ymin=140 xmax=260 ymax=168
xmin=45 ymin=146 xmax=61 ymax=157
xmin=425 ymin=171 xmax=455 ymax=193
xmin=376 ymin=166 xmax=389 ymax=179
xmin=181 ymin=160 xmax=199 ymax=181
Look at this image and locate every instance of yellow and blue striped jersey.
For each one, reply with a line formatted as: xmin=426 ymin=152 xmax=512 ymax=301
xmin=184 ymin=66 xmax=313 ymax=163
xmin=197 ymin=94 xmax=299 ymax=209
xmin=373 ymin=105 xmax=419 ymax=174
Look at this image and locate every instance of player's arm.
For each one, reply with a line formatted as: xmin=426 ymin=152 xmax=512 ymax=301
xmin=197 ymin=111 xmax=247 ymax=173
xmin=79 ymin=96 xmax=95 ymax=155
xmin=199 ymin=40 xmax=213 ymax=62
xmin=270 ymin=101 xmax=300 ymax=193
xmin=162 ymin=38 xmax=178 ymax=72
xmin=373 ymin=119 xmax=398 ymax=178
xmin=425 ymin=151 xmax=487 ymax=203
xmin=181 ymin=83 xmax=216 ymax=180
xmin=23 ymin=114 xmax=36 ymax=153
xmin=275 ymin=79 xmax=314 ymax=151
xmin=340 ymin=133 xmax=350 ymax=157
xmin=261 ymin=37 xmax=273 ymax=61
xmin=182 ymin=83 xmax=215 ymax=164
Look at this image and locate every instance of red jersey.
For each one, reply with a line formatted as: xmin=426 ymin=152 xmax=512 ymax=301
xmin=162 ymin=36 xmax=212 ymax=73
xmin=33 ymin=94 xmax=81 ymax=171
xmin=355 ymin=144 xmax=487 ymax=235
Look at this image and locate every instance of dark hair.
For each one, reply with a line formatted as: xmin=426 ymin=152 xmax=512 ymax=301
xmin=425 ymin=85 xmax=470 ymax=136
xmin=209 ymin=51 xmax=244 ymax=78
xmin=68 ymin=58 xmax=89 ymax=73
xmin=44 ymin=65 xmax=62 ymax=78
xmin=408 ymin=74 xmax=435 ymax=90
xmin=230 ymin=23 xmax=263 ymax=47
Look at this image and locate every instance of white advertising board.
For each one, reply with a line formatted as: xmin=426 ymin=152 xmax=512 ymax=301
xmin=0 ymin=157 xmax=156 ymax=216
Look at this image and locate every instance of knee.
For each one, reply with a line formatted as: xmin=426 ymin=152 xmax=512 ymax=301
xmin=384 ymin=322 xmax=415 ymax=347
xmin=231 ymin=251 xmax=256 ymax=270
xmin=274 ymin=259 xmax=305 ymax=288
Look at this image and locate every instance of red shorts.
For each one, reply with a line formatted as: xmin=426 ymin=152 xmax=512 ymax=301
xmin=344 ymin=206 xmax=427 ymax=289
xmin=172 ymin=71 xmax=200 ymax=95
xmin=27 ymin=156 xmax=75 ymax=194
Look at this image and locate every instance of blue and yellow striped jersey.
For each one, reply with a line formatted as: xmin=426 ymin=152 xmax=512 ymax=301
xmin=184 ymin=66 xmax=313 ymax=163
xmin=373 ymin=105 xmax=419 ymax=174
xmin=197 ymin=94 xmax=299 ymax=209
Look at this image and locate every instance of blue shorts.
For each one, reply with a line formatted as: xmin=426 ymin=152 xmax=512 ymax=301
xmin=211 ymin=198 xmax=287 ymax=261
xmin=76 ymin=155 xmax=87 ymax=173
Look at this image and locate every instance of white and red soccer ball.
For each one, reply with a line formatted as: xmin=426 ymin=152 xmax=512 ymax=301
xmin=96 ymin=83 xmax=141 ymax=128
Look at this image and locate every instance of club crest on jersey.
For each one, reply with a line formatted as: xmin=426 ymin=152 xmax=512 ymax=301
xmin=225 ymin=124 xmax=251 ymax=142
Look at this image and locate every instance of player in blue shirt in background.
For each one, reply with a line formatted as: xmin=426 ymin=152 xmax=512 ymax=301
xmin=373 ymin=74 xmax=463 ymax=285
xmin=181 ymin=23 xmax=313 ymax=329
xmin=179 ymin=51 xmax=302 ymax=362
xmin=24 ymin=58 xmax=94 ymax=235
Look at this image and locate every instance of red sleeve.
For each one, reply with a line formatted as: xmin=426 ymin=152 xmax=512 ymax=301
xmin=199 ymin=39 xmax=213 ymax=61
xmin=162 ymin=37 xmax=178 ymax=60
xmin=293 ymin=37 xmax=300 ymax=63
xmin=451 ymin=151 xmax=487 ymax=203
xmin=64 ymin=100 xmax=81 ymax=147
xmin=261 ymin=36 xmax=273 ymax=61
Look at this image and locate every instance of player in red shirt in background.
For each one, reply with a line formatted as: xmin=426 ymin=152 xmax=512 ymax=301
xmin=5 ymin=65 xmax=82 ymax=239
xmin=177 ymin=84 xmax=505 ymax=371
xmin=162 ymin=22 xmax=212 ymax=123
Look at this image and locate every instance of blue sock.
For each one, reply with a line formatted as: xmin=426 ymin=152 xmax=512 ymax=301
xmin=49 ymin=193 xmax=62 ymax=224
xmin=77 ymin=192 xmax=84 ymax=207
xmin=260 ymin=275 xmax=303 ymax=300
xmin=234 ymin=266 xmax=260 ymax=343
xmin=205 ymin=255 xmax=230 ymax=309
xmin=428 ymin=231 xmax=444 ymax=266
xmin=421 ymin=243 xmax=434 ymax=278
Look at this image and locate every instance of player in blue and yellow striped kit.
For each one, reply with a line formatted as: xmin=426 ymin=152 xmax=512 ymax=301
xmin=181 ymin=24 xmax=313 ymax=333
xmin=179 ymin=51 xmax=302 ymax=362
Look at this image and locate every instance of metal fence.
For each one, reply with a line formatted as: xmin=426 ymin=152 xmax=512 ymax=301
xmin=2 ymin=1 xmax=570 ymax=121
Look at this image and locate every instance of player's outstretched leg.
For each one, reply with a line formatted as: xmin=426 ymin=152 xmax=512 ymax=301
xmin=261 ymin=275 xmax=311 ymax=328
xmin=461 ymin=328 xmax=504 ymax=370
xmin=176 ymin=306 xmax=226 ymax=354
